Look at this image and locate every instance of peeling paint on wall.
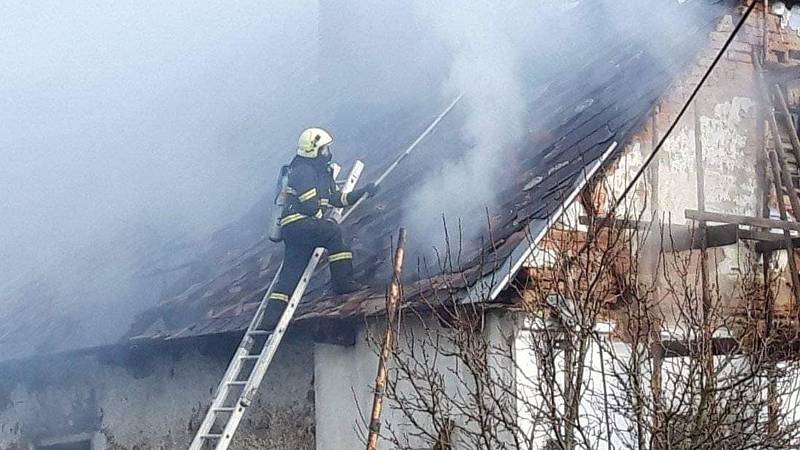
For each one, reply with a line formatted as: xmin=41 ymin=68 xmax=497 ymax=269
xmin=659 ymin=125 xmax=699 ymax=225
xmin=606 ymin=141 xmax=649 ymax=216
xmin=701 ymin=97 xmax=757 ymax=216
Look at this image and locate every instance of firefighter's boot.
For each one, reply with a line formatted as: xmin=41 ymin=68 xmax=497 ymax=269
xmin=329 ymin=255 xmax=364 ymax=294
xmin=262 ymin=294 xmax=289 ymax=331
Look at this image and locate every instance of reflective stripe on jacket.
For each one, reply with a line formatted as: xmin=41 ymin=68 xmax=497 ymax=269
xmin=280 ymin=157 xmax=350 ymax=226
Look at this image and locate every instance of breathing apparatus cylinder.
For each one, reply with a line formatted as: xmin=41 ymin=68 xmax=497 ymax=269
xmin=268 ymin=165 xmax=291 ymax=242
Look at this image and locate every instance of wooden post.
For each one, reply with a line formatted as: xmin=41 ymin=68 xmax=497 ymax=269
xmin=763 ymin=0 xmax=769 ymax=65
xmin=768 ymin=366 xmax=780 ymax=436
xmin=649 ymin=339 xmax=665 ymax=450
xmin=694 ymin=105 xmax=710 ymax=310
xmin=759 ymin=114 xmax=777 ymax=337
xmin=650 ymin=108 xmax=660 ymax=214
xmin=694 ymin=103 xmax=716 ymax=432
xmin=365 ymin=228 xmax=407 ymax=450
xmin=762 ymin=3 xmax=782 ymax=439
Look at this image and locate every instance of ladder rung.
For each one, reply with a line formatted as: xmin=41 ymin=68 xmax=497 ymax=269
xmin=240 ymin=355 xmax=260 ymax=360
xmin=227 ymin=381 xmax=247 ymax=386
xmin=201 ymin=434 xmax=223 ymax=439
xmin=213 ymin=407 xmax=235 ymax=413
xmin=248 ymin=330 xmax=270 ymax=336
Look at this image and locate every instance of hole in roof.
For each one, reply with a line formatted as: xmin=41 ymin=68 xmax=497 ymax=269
xmin=574 ymin=98 xmax=595 ymax=114
xmin=544 ymin=145 xmax=561 ymax=161
xmin=523 ymin=176 xmax=543 ymax=191
xmin=548 ymin=160 xmax=570 ymax=176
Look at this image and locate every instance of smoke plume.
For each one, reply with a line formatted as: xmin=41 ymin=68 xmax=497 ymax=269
xmin=402 ymin=0 xmax=723 ymax=263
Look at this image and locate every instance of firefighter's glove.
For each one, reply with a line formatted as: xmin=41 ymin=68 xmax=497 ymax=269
xmin=364 ymin=182 xmax=379 ymax=196
xmin=351 ymin=182 xmax=379 ymax=202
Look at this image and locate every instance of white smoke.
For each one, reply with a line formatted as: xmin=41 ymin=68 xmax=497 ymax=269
xmin=402 ymin=0 xmax=722 ymax=264
xmin=403 ymin=1 xmax=567 ymax=261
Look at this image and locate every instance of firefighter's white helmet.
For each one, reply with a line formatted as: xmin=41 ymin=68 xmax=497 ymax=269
xmin=297 ymin=128 xmax=333 ymax=158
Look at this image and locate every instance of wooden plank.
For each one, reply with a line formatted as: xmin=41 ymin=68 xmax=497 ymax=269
xmin=694 ymin=104 xmax=707 ymax=215
xmin=661 ymin=222 xmax=800 ymax=252
xmin=650 ymin=109 xmax=660 ymax=212
xmin=739 ymin=227 xmax=797 ymax=242
xmin=662 ymin=337 xmax=739 ymax=359
xmin=664 ymin=223 xmax=739 ymax=252
xmin=694 ymin=104 xmax=712 ymax=352
xmin=757 ymin=237 xmax=800 ymax=253
xmin=578 ymin=215 xmax=648 ymax=229
xmin=684 ymin=209 xmax=800 ymax=233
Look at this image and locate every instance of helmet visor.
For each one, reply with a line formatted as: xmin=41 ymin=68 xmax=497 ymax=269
xmin=319 ymin=144 xmax=332 ymax=160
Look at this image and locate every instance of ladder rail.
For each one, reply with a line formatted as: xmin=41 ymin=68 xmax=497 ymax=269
xmin=214 ymin=248 xmax=324 ymax=450
xmin=774 ymin=84 xmax=800 ymax=166
xmin=189 ymin=263 xmax=282 ymax=450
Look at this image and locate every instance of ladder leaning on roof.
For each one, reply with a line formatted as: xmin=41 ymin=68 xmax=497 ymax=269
xmin=188 ymin=161 xmax=363 ymax=450
xmin=188 ymin=94 xmax=462 ymax=450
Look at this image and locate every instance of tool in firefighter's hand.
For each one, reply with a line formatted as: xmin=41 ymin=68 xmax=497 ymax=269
xmin=341 ymin=93 xmax=463 ymax=222
xmin=329 ymin=160 xmax=364 ymax=223
xmin=268 ymin=165 xmax=291 ymax=242
xmin=363 ymin=182 xmax=379 ymax=196
xmin=351 ymin=182 xmax=379 ymax=200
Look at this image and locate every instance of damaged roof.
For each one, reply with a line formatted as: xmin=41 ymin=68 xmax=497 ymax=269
xmin=125 ymin=2 xmax=731 ymax=342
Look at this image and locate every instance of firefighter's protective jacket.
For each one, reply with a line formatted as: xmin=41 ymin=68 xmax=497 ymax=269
xmin=279 ymin=156 xmax=365 ymax=227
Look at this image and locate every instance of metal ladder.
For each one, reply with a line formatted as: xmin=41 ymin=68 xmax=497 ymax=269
xmin=188 ymin=94 xmax=463 ymax=450
xmin=188 ymin=161 xmax=364 ymax=450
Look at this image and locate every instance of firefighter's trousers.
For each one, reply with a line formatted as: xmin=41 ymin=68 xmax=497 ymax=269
xmin=268 ymin=218 xmax=354 ymax=304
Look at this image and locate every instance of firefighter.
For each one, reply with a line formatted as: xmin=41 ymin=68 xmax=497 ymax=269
xmin=263 ymin=128 xmax=378 ymax=329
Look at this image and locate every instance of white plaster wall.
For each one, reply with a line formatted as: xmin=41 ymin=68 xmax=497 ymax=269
xmin=315 ymin=316 xmax=464 ymax=450
xmin=606 ymin=141 xmax=650 ymax=217
xmin=602 ymin=96 xmax=760 ymax=321
xmin=658 ymin=97 xmax=758 ymax=224
xmin=515 ymin=329 xmax=800 ymax=450
xmin=314 ymin=329 xmax=375 ymax=450
xmin=605 ymin=97 xmax=758 ymax=228
xmin=315 ymin=312 xmax=512 ymax=450
xmin=515 ymin=327 xmax=632 ymax=450
xmin=778 ymin=362 xmax=800 ymax=428
xmin=658 ymin=124 xmax=699 ymax=225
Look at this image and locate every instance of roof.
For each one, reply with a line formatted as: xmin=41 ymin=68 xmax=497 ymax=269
xmin=124 ymin=1 xmax=732 ymax=343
